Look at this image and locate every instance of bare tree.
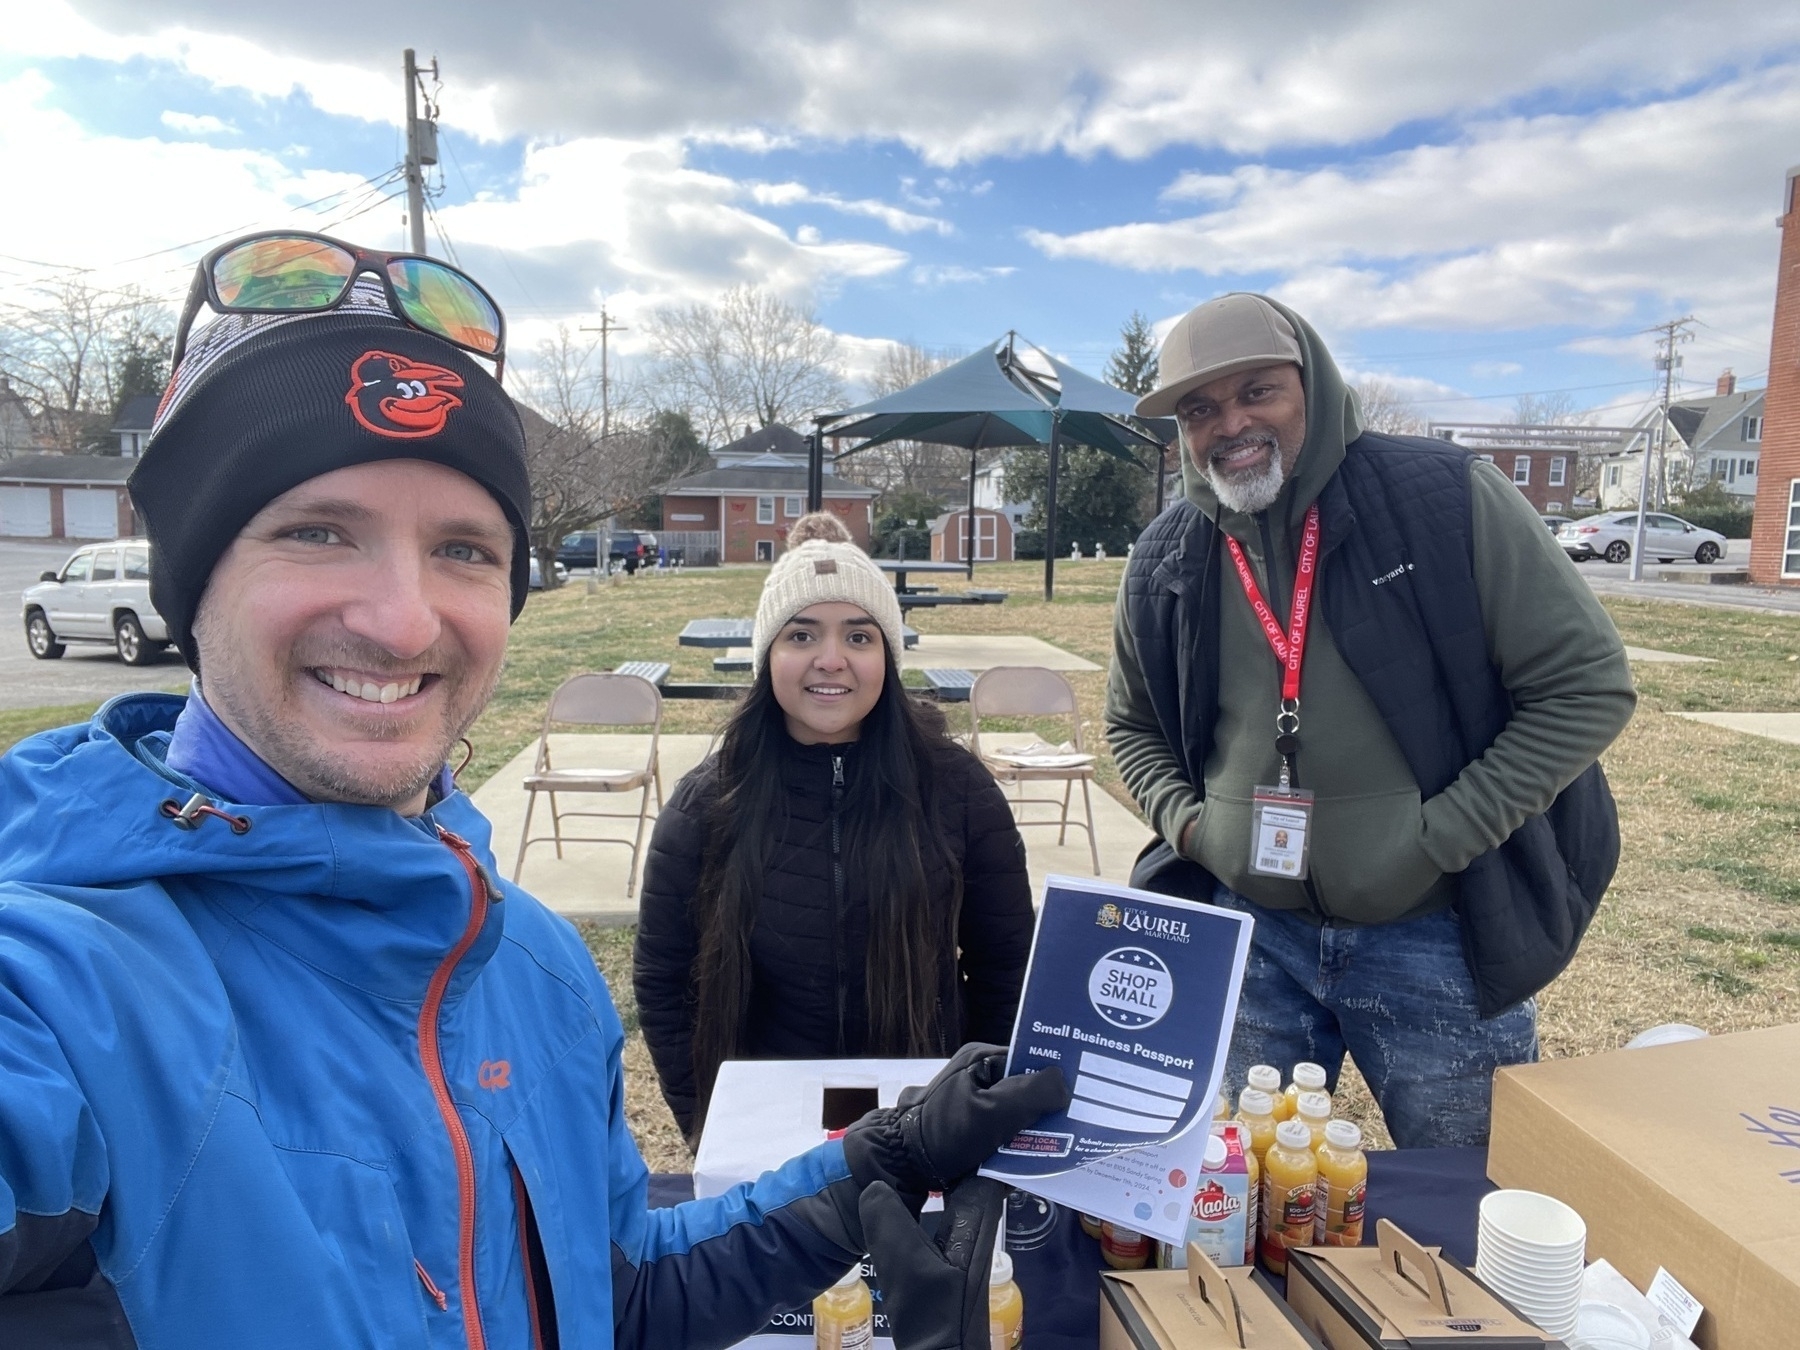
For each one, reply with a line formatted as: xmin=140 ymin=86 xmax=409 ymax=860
xmin=839 ymin=342 xmax=967 ymax=499
xmin=0 ymin=279 xmax=169 ymax=453
xmin=514 ymin=326 xmax=665 ymax=588
xmin=646 ymin=285 xmax=845 ymax=446
xmin=1350 ymin=377 xmax=1428 ymax=436
xmin=1510 ymin=390 xmax=1591 ymax=427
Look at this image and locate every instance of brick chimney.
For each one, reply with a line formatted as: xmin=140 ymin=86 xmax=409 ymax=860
xmin=1749 ymin=164 xmax=1800 ymax=584
xmin=1717 ymin=369 xmax=1737 ymax=397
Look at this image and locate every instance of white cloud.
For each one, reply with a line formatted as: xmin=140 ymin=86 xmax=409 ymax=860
xmin=1160 ymin=171 xmax=1238 ymax=203
xmin=1026 ymin=68 xmax=1800 ymax=352
xmin=1470 ymin=360 xmax=1524 ymax=378
xmin=909 ymin=263 xmax=1014 ymax=286
xmin=159 ymin=109 xmax=233 ymax=135
xmin=747 ymin=181 xmax=951 ymax=234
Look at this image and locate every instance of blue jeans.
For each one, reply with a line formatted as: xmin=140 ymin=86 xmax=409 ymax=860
xmin=1211 ymin=885 xmax=1538 ymax=1149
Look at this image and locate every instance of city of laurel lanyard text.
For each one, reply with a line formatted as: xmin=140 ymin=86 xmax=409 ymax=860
xmin=1223 ymin=502 xmax=1321 ymax=789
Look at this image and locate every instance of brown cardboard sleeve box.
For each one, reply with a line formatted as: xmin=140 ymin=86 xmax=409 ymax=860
xmin=1487 ymin=1022 xmax=1800 ymax=1350
xmin=1284 ymin=1221 xmax=1565 ymax=1349
xmin=1100 ymin=1244 xmax=1325 ymax=1349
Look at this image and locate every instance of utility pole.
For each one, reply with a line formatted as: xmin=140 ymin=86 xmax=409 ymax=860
xmin=580 ymin=307 xmax=629 ymax=439
xmin=1629 ymin=315 xmax=1694 ymax=581
xmin=402 ymin=49 xmax=440 ymax=255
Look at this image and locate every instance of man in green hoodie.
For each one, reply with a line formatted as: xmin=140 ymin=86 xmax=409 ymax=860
xmin=1107 ymin=293 xmax=1635 ymax=1147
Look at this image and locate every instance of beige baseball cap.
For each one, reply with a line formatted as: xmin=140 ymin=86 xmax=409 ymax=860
xmin=1135 ymin=293 xmax=1303 ymax=418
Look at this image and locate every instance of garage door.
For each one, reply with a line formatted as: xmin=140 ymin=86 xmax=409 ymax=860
xmin=62 ymin=488 xmax=120 ymax=539
xmin=0 ymin=486 xmax=52 ymax=537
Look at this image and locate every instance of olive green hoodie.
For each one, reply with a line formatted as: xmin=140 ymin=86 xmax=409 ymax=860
xmin=1106 ymin=298 xmax=1635 ymax=924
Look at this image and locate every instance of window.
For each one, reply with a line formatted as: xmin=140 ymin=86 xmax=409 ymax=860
xmin=755 ymin=539 xmax=774 ymax=562
xmin=756 ymin=496 xmax=774 ymax=524
xmin=1742 ymin=416 xmax=1762 ymax=442
xmin=63 ymin=553 xmax=92 ymax=584
xmin=1549 ymin=456 xmax=1567 ymax=487
xmin=1513 ymin=455 xmax=1531 ymax=485
xmin=1742 ymin=458 xmax=1757 ymax=477
xmin=784 ymin=495 xmax=802 ymax=518
xmin=1606 ymin=464 xmax=1622 ymax=488
xmin=1785 ymin=480 xmax=1800 ymax=579
xmin=123 ymin=546 xmax=149 ymax=580
xmin=89 ymin=550 xmax=117 ymax=582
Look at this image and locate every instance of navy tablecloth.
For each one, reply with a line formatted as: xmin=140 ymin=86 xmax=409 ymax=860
xmin=646 ymin=1146 xmax=1492 ymax=1348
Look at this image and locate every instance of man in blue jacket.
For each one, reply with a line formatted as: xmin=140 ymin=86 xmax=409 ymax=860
xmin=0 ymin=243 xmax=1063 ymax=1349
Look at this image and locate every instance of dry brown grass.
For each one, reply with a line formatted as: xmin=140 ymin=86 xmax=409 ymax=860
xmin=5 ymin=562 xmax=1795 ymax=1169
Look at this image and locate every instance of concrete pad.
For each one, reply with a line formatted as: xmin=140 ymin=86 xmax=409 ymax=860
xmin=469 ymin=731 xmax=1152 ymax=924
xmin=1670 ymin=712 xmax=1800 ymax=747
xmin=718 ymin=633 xmax=1102 ymax=674
xmin=1625 ymin=646 xmax=1716 ymax=664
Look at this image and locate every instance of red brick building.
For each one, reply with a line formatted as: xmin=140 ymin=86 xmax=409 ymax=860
xmin=658 ymin=425 xmax=879 ymax=563
xmin=1750 ymin=164 xmax=1800 ymax=583
xmin=1468 ymin=446 xmax=1580 ymax=515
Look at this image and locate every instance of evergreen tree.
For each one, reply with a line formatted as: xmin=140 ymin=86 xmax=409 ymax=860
xmin=1104 ymin=311 xmax=1159 ymax=397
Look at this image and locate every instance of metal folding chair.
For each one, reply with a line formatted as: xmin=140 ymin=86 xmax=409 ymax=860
xmin=968 ymin=666 xmax=1101 ymax=875
xmin=512 ymin=673 xmax=665 ymax=897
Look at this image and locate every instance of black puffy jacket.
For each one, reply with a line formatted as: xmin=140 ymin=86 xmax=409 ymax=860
xmin=634 ymin=734 xmax=1034 ymax=1136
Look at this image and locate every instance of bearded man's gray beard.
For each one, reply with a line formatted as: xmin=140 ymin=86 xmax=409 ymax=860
xmin=1201 ymin=431 xmax=1288 ymax=514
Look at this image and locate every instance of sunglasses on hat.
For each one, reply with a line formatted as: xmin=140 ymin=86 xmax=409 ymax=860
xmin=172 ymin=231 xmax=507 ymax=380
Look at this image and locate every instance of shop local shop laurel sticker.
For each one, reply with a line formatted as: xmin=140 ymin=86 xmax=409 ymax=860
xmin=1087 ymin=947 xmax=1172 ymax=1030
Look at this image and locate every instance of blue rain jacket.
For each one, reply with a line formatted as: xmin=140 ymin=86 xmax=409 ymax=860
xmin=0 ymin=693 xmax=865 ymax=1348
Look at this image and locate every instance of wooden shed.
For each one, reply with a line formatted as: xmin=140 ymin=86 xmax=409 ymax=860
xmin=929 ymin=507 xmax=1013 ymax=562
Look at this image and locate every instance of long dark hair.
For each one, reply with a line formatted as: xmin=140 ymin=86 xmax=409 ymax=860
xmin=688 ymin=647 xmax=963 ymax=1121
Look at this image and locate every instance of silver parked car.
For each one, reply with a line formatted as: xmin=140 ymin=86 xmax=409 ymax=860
xmin=1557 ymin=512 xmax=1727 ymax=565
xmin=22 ymin=538 xmax=172 ymax=665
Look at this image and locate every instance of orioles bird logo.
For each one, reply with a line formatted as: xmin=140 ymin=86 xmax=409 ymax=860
xmin=345 ymin=350 xmax=464 ymax=439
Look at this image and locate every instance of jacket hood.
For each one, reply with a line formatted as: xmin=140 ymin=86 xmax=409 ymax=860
xmin=1181 ymin=293 xmax=1363 ymax=532
xmin=0 ymin=692 xmax=508 ymax=1003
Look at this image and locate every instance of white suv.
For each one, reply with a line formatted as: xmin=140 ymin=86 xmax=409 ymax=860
xmin=22 ymin=538 xmax=172 ymax=666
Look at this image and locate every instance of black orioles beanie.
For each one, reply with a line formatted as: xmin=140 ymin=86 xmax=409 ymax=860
xmin=129 ymin=281 xmax=531 ymax=670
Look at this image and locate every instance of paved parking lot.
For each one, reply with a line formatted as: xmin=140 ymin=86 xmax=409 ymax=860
xmin=0 ymin=541 xmax=188 ymax=711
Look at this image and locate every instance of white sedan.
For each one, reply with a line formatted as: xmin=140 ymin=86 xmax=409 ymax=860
xmin=1558 ymin=512 xmax=1726 ymax=565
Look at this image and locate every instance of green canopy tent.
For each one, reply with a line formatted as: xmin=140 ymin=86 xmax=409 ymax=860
xmin=807 ymin=333 xmax=1171 ymax=600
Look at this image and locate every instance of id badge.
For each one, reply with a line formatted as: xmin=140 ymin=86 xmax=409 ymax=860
xmin=1249 ymin=786 xmax=1315 ymax=879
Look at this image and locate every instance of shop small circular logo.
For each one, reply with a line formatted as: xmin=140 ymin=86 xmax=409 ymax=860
xmin=1087 ymin=947 xmax=1172 ymax=1029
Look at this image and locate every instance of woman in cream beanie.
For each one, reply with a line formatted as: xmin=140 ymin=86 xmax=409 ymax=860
xmin=635 ymin=512 xmax=1033 ymax=1138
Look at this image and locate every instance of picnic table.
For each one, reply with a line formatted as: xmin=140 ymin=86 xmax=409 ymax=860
xmin=872 ymin=558 xmax=972 ymax=595
xmin=679 ymin=618 xmax=922 ymax=649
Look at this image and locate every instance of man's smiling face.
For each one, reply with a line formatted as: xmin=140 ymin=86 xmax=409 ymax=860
xmin=1175 ymin=363 xmax=1308 ymax=514
xmin=191 ymin=458 xmax=514 ymax=814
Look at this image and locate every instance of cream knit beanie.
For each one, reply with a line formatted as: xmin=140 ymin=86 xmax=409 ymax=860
xmin=752 ymin=513 xmax=905 ymax=672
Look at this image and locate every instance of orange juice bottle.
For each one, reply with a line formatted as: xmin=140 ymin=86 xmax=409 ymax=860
xmin=1259 ymin=1120 xmax=1317 ymax=1276
xmin=1100 ymin=1222 xmax=1151 ymax=1270
xmin=1295 ymin=1090 xmax=1332 ymax=1151
xmin=989 ymin=1246 xmax=1024 ymax=1348
xmin=1212 ymin=1089 xmax=1232 ymax=1123
xmin=1247 ymin=1064 xmax=1288 ymax=1121
xmin=813 ymin=1266 xmax=873 ymax=1349
xmin=1078 ymin=1212 xmax=1104 ymax=1240
xmin=1314 ymin=1120 xmax=1369 ymax=1247
xmin=1235 ymin=1087 xmax=1278 ymax=1170
xmin=1284 ymin=1062 xmax=1328 ymax=1120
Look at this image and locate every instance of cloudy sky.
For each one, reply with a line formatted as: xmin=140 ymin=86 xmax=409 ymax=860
xmin=4 ymin=1 xmax=1797 ymax=422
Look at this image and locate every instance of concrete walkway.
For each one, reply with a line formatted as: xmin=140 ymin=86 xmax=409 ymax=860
xmin=470 ymin=732 xmax=1152 ymax=924
xmin=1624 ymin=646 xmax=1715 ymax=664
xmin=1670 ymin=712 xmax=1800 ymax=747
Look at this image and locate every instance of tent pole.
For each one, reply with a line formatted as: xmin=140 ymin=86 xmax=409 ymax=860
xmin=965 ymin=445 xmax=978 ymax=578
xmin=1043 ymin=416 xmax=1062 ymax=602
xmin=806 ymin=426 xmax=823 ymax=512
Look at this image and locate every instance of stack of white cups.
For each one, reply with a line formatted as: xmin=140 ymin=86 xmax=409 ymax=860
xmin=1475 ymin=1190 xmax=1587 ymax=1339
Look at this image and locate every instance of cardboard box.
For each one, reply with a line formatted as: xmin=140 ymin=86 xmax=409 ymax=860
xmin=1100 ymin=1243 xmax=1326 ymax=1349
xmin=1285 ymin=1221 xmax=1566 ymax=1349
xmin=1487 ymin=1023 xmax=1800 ymax=1350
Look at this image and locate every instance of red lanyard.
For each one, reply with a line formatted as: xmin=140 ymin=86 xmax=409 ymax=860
xmin=1223 ymin=503 xmax=1320 ymax=704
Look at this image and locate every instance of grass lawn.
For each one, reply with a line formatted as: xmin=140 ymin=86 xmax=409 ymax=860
xmin=4 ymin=561 xmax=1798 ymax=1169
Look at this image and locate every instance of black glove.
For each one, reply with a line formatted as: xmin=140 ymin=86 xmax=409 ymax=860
xmin=861 ymin=1175 xmax=1006 ymax=1350
xmin=842 ymin=1043 xmax=1071 ymax=1201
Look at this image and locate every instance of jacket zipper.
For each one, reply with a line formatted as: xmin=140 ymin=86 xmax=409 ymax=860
xmin=511 ymin=1165 xmax=548 ymax=1350
xmin=424 ymin=827 xmax=493 ymax=1350
xmin=830 ymin=753 xmax=847 ymax=1055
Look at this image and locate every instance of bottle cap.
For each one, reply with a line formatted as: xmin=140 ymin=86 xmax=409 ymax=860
xmin=1246 ymin=1064 xmax=1281 ymax=1093
xmin=1296 ymin=1090 xmax=1332 ymax=1121
xmin=1275 ymin=1119 xmax=1312 ymax=1150
xmin=1238 ymin=1087 xmax=1274 ymax=1116
xmin=1292 ymin=1062 xmax=1328 ymax=1091
xmin=1202 ymin=1133 xmax=1228 ymax=1169
xmin=990 ymin=1247 xmax=1014 ymax=1285
xmin=833 ymin=1265 xmax=866 ymax=1290
xmin=1324 ymin=1119 xmax=1363 ymax=1150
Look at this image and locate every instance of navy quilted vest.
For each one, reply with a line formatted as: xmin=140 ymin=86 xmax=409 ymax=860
xmin=1124 ymin=433 xmax=1618 ymax=1016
